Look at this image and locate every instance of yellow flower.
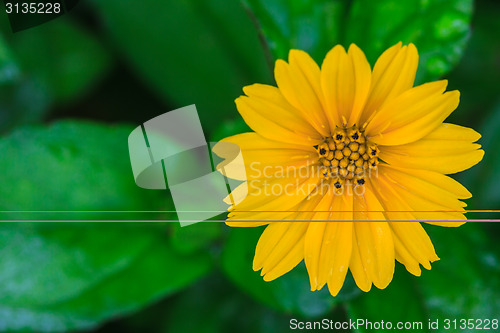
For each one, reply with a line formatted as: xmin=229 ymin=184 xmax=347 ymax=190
xmin=215 ymin=42 xmax=484 ymax=296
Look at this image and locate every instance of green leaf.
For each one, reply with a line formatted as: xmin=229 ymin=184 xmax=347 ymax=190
xmin=243 ymin=0 xmax=347 ymax=64
xmin=0 ymin=120 xmax=166 ymax=219
xmin=0 ymin=121 xmax=213 ymax=331
xmin=0 ymin=32 xmax=48 ymax=133
xmin=91 ymin=0 xmax=271 ymax=134
xmin=0 ymin=17 xmax=111 ymax=132
xmin=345 ymin=0 xmax=473 ymax=83
xmin=170 ymin=222 xmax=222 ymax=254
xmin=246 ymin=0 xmax=473 ymax=82
xmin=445 ymin=1 xmax=500 ymax=129
xmin=221 ymin=227 xmax=337 ymax=318
xmin=0 ymin=34 xmax=20 ymax=83
xmin=0 ymin=78 xmax=51 ymax=133
xmin=210 ymin=116 xmax=251 ymax=142
xmin=459 ymin=101 xmax=499 ymax=211
xmin=6 ymin=18 xmax=112 ymax=103
xmin=165 ymin=275 xmax=296 ymax=333
xmin=0 ymin=223 xmax=212 ymax=332
xmin=347 ymin=267 xmax=430 ymax=333
xmin=418 ymin=224 xmax=500 ymax=331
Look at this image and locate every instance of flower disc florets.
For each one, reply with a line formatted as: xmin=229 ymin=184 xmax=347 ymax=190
xmin=316 ymin=125 xmax=379 ymax=189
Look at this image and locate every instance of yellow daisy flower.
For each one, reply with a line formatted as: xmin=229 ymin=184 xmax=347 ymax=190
xmin=214 ymin=42 xmax=484 ymax=296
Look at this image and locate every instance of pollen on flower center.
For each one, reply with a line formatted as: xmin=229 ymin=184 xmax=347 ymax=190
xmin=316 ymin=125 xmax=379 ymax=188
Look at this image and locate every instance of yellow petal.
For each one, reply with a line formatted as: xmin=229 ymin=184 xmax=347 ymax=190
xmin=227 ymin=207 xmax=296 ymax=224
xmin=379 ymin=123 xmax=484 ymax=174
xmin=236 ymin=95 xmax=318 ymax=146
xmin=393 ymin=235 xmax=422 ymax=276
xmin=353 ymin=185 xmax=395 ymax=289
xmin=253 ymin=222 xmax=291 ymax=271
xmin=262 ymin=239 xmax=305 ymax=281
xmin=304 ymin=193 xmax=332 ymax=290
xmin=320 ymin=44 xmax=372 ymax=128
xmin=425 ymin=123 xmax=482 ymax=141
xmin=377 ymin=169 xmax=466 ymax=227
xmin=220 ymin=132 xmax=314 ymax=151
xmin=378 ymin=165 xmax=467 ymax=210
xmin=382 ymin=165 xmax=472 ymax=199
xmin=242 ymin=84 xmax=322 ymax=142
xmin=253 ymin=198 xmax=319 ymax=281
xmin=230 ymin=169 xmax=321 ymax=212
xmin=226 ymin=221 xmax=270 ymax=227
xmin=347 ymin=45 xmax=373 ymax=126
xmin=360 ymin=42 xmax=418 ymax=126
xmin=253 ymin=221 xmax=308 ymax=281
xmin=226 ymin=197 xmax=299 ymax=223
xmin=370 ymin=175 xmax=440 ymax=273
xmin=366 ymin=81 xmax=460 ymax=145
xmin=227 ymin=171 xmax=325 ymax=227
xmin=305 ymin=221 xmax=327 ymax=290
xmin=390 ymin=222 xmax=439 ymax=269
xmin=366 ymin=80 xmax=446 ymax=133
xmin=325 ymin=192 xmax=353 ymax=296
xmin=275 ymin=51 xmax=330 ymax=137
xmin=304 ymin=187 xmax=354 ymax=295
xmin=215 ymin=133 xmax=317 ymax=181
xmin=349 ymin=228 xmax=373 ymax=292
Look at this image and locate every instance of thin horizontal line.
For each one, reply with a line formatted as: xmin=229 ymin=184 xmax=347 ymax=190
xmin=1 ymin=210 xmax=499 ymax=213
xmin=0 ymin=219 xmax=500 ymax=223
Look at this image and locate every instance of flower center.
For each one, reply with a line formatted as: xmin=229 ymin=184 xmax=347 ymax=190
xmin=316 ymin=125 xmax=379 ymax=189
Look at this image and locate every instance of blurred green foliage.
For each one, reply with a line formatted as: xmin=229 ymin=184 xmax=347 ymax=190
xmin=222 ymin=227 xmax=343 ymax=317
xmin=0 ymin=15 xmax=110 ymax=132
xmin=0 ymin=121 xmax=166 ymax=219
xmin=348 ymin=223 xmax=500 ymax=333
xmin=0 ymin=223 xmax=212 ymax=331
xmin=0 ymin=0 xmax=498 ymax=332
xmin=92 ymin=0 xmax=271 ymax=133
xmin=244 ymin=0 xmax=473 ymax=83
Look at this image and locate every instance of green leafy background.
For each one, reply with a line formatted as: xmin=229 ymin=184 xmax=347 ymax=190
xmin=0 ymin=0 xmax=498 ymax=332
